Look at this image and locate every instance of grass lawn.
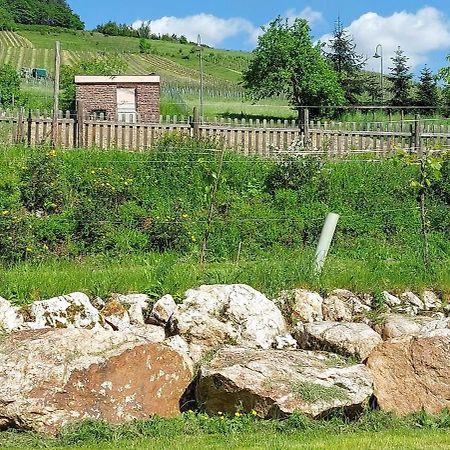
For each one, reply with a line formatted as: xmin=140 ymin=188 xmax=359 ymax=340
xmin=2 ymin=430 xmax=450 ymax=450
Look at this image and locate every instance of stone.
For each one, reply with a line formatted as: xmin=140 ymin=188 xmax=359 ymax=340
xmin=274 ymin=333 xmax=298 ymax=350
xmin=115 ymin=294 xmax=150 ymax=326
xmin=274 ymin=289 xmax=323 ymax=324
xmin=398 ymin=292 xmax=425 ymax=316
xmin=197 ymin=347 xmax=373 ymax=418
xmin=294 ymin=321 xmax=382 ymax=361
xmin=101 ymin=300 xmax=131 ymax=331
xmin=150 ymin=295 xmax=177 ymax=326
xmin=0 ymin=297 xmax=24 ymax=332
xmin=422 ymin=291 xmax=442 ymax=311
xmin=376 ymin=314 xmax=450 ymax=340
xmin=382 ymin=292 xmax=401 ymax=308
xmin=0 ymin=328 xmax=193 ymax=435
xmin=366 ymin=336 xmax=450 ymax=415
xmin=170 ymin=285 xmax=287 ymax=359
xmin=322 ymin=290 xmax=371 ymax=322
xmin=26 ymin=292 xmax=100 ymax=330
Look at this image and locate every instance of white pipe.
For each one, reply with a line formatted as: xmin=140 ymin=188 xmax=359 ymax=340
xmin=315 ymin=213 xmax=340 ymax=274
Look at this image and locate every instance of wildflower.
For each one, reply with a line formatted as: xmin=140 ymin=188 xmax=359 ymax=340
xmin=182 ymin=214 xmax=188 ymax=219
xmin=251 ymin=410 xmax=257 ymax=416
xmin=42 ymin=244 xmax=49 ymax=250
xmin=234 ymin=412 xmax=242 ymax=417
xmin=26 ymin=247 xmax=33 ymax=252
xmin=218 ymin=411 xmax=223 ymax=416
xmin=1 ymin=210 xmax=9 ymax=216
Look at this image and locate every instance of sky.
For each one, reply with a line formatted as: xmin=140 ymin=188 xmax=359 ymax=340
xmin=70 ymin=0 xmax=450 ymax=75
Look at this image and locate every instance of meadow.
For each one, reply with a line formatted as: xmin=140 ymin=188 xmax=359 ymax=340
xmin=0 ymin=137 xmax=448 ymax=303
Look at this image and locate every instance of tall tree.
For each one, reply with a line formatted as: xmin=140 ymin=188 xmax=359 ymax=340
xmin=416 ymin=65 xmax=439 ymax=114
xmin=326 ymin=17 xmax=366 ymax=103
xmin=389 ymin=46 xmax=413 ymax=106
xmin=243 ymin=17 xmax=345 ymax=118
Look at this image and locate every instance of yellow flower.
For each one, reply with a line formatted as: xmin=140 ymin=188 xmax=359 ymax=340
xmin=26 ymin=247 xmax=33 ymax=252
xmin=251 ymin=410 xmax=257 ymax=416
xmin=182 ymin=214 xmax=188 ymax=219
xmin=1 ymin=210 xmax=9 ymax=216
xmin=234 ymin=412 xmax=242 ymax=417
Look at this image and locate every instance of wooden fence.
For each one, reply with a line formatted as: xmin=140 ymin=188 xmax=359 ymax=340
xmin=1 ymin=108 xmax=449 ymax=156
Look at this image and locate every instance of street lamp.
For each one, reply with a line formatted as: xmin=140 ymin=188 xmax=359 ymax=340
xmin=373 ymin=44 xmax=383 ymax=103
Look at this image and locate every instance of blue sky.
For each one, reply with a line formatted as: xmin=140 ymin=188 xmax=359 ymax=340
xmin=70 ymin=0 xmax=450 ymax=74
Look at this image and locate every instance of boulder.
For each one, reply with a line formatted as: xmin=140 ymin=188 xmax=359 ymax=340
xmin=0 ymin=328 xmax=193 ymax=435
xmin=118 ymin=294 xmax=150 ymax=325
xmin=170 ymin=285 xmax=287 ymax=360
xmin=101 ymin=299 xmax=131 ymax=331
xmin=382 ymin=292 xmax=401 ymax=308
xmin=26 ymin=292 xmax=100 ymax=330
xmin=366 ymin=335 xmax=450 ymax=415
xmin=422 ymin=291 xmax=442 ymax=311
xmin=197 ymin=347 xmax=373 ymax=418
xmin=0 ymin=297 xmax=24 ymax=332
xmin=293 ymin=322 xmax=382 ymax=361
xmin=376 ymin=314 xmax=450 ymax=340
xmin=322 ymin=290 xmax=371 ymax=322
xmin=396 ymin=292 xmax=425 ymax=316
xmin=150 ymin=295 xmax=177 ymax=326
xmin=274 ymin=289 xmax=323 ymax=324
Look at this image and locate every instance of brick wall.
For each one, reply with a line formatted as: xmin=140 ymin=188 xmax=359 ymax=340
xmin=76 ymin=82 xmax=160 ymax=123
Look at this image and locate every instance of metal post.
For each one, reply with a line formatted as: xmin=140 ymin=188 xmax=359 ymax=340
xmin=314 ymin=213 xmax=340 ymax=274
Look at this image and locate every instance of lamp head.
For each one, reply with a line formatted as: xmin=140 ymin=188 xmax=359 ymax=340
xmin=373 ymin=52 xmax=381 ymax=59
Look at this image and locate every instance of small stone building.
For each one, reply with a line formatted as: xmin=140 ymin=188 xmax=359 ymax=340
xmin=75 ymin=75 xmax=160 ymax=123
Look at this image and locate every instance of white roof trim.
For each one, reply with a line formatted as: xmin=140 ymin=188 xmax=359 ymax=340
xmin=75 ymin=75 xmax=160 ymax=84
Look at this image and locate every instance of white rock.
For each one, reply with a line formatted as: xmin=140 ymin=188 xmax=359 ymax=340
xmin=170 ymin=285 xmax=287 ymax=358
xmin=322 ymin=290 xmax=371 ymax=322
xmin=128 ymin=303 xmax=146 ymax=325
xmin=150 ymin=295 xmax=177 ymax=325
xmin=398 ymin=292 xmax=425 ymax=316
xmin=274 ymin=333 xmax=298 ymax=350
xmin=383 ymin=292 xmax=401 ymax=308
xmin=294 ymin=321 xmax=382 ymax=361
xmin=28 ymin=293 xmax=100 ymax=329
xmin=423 ymin=291 xmax=442 ymax=311
xmin=0 ymin=297 xmax=24 ymax=332
xmin=274 ymin=289 xmax=323 ymax=323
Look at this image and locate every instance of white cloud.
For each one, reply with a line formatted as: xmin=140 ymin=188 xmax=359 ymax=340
xmin=321 ymin=7 xmax=450 ymax=71
xmin=133 ymin=7 xmax=324 ymax=48
xmin=132 ymin=14 xmax=254 ymax=47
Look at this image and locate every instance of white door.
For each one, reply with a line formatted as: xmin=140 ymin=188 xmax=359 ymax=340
xmin=117 ymin=88 xmax=137 ymax=122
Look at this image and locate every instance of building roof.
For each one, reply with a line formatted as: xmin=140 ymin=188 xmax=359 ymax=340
xmin=75 ymin=75 xmax=160 ymax=84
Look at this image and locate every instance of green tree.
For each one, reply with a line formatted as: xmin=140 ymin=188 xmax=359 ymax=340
xmin=437 ymin=54 xmax=450 ymax=113
xmin=60 ymin=55 xmax=128 ymax=110
xmin=389 ymin=46 xmax=413 ymax=106
xmin=0 ymin=64 xmax=21 ymax=106
xmin=139 ymin=38 xmax=152 ymax=54
xmin=326 ymin=17 xmax=366 ymax=103
xmin=416 ymin=65 xmax=439 ymax=114
xmin=243 ymin=17 xmax=345 ymax=118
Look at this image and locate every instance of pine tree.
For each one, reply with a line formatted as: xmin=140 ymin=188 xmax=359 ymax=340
xmin=416 ymin=65 xmax=439 ymax=114
xmin=389 ymin=46 xmax=413 ymax=106
xmin=326 ymin=17 xmax=366 ymax=103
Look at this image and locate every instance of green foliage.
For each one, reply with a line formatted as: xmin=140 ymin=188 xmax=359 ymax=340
xmin=416 ymin=66 xmax=439 ymax=113
xmin=243 ymin=17 xmax=345 ymax=117
xmin=0 ymin=64 xmax=21 ymax=106
xmin=60 ymin=55 xmax=128 ymax=110
xmin=389 ymin=46 xmax=413 ymax=107
xmin=292 ymin=381 xmax=349 ymax=403
xmin=0 ymin=0 xmax=84 ymax=30
xmin=139 ymin=38 xmax=152 ymax=54
xmin=326 ymin=17 xmax=366 ymax=104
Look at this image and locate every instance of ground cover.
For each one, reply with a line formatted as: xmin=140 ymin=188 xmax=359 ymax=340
xmin=0 ymin=139 xmax=448 ymax=303
xmin=1 ymin=411 xmax=450 ymax=450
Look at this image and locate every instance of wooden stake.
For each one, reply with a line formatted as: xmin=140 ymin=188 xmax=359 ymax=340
xmin=51 ymin=41 xmax=61 ymax=148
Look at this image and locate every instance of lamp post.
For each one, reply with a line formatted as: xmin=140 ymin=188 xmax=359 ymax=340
xmin=373 ymin=44 xmax=383 ymax=104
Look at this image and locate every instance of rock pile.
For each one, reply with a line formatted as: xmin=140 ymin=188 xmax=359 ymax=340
xmin=0 ymin=284 xmax=447 ymax=434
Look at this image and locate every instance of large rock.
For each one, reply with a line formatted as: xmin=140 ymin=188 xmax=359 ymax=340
xmin=0 ymin=297 xmax=24 ymax=332
xmin=366 ymin=335 xmax=450 ymax=415
xmin=322 ymin=290 xmax=371 ymax=322
xmin=294 ymin=322 xmax=382 ymax=361
xmin=26 ymin=292 xmax=101 ymax=329
xmin=274 ymin=289 xmax=323 ymax=324
xmin=170 ymin=285 xmax=287 ymax=360
xmin=150 ymin=295 xmax=177 ymax=326
xmin=376 ymin=314 xmax=450 ymax=340
xmin=197 ymin=347 xmax=373 ymax=418
xmin=0 ymin=328 xmax=193 ymax=435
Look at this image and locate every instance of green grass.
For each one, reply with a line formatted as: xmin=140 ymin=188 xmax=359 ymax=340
xmin=2 ymin=410 xmax=450 ymax=450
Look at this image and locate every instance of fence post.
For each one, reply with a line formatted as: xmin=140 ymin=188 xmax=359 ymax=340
xmin=76 ymin=101 xmax=84 ymax=148
xmin=414 ymin=114 xmax=423 ymax=156
xmin=192 ymin=107 xmax=200 ymax=139
xmin=299 ymin=107 xmax=310 ymax=147
xmin=27 ymin=109 xmax=32 ymax=147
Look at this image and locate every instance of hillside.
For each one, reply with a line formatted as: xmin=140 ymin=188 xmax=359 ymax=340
xmin=0 ymin=26 xmax=250 ymax=88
